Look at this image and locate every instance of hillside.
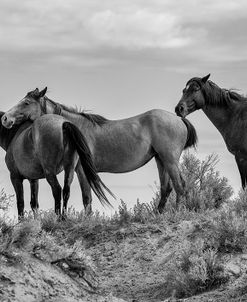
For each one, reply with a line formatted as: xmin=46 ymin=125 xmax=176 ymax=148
xmin=1 ymin=204 xmax=247 ymax=302
xmin=1 ymin=153 xmax=247 ymax=302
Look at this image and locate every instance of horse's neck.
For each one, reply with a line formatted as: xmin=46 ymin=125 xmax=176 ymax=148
xmin=46 ymin=100 xmax=103 ymax=135
xmin=202 ymin=106 xmax=231 ymax=138
xmin=0 ymin=122 xmax=32 ymax=151
xmin=0 ymin=126 xmax=18 ymax=150
xmin=0 ymin=127 xmax=7 ymax=150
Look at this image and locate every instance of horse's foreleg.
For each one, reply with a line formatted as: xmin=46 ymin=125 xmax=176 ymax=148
xmin=235 ymin=155 xmax=247 ymax=188
xmin=10 ymin=175 xmax=24 ymax=219
xmin=30 ymin=179 xmax=39 ymax=218
xmin=155 ymin=156 xmax=173 ymax=213
xmin=45 ymin=173 xmax=62 ymax=216
xmin=75 ymin=163 xmax=92 ymax=215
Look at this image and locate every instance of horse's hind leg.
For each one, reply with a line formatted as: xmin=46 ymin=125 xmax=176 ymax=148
xmin=75 ymin=163 xmax=92 ymax=215
xmin=45 ymin=172 xmax=62 ymax=215
xmin=166 ymin=162 xmax=185 ymax=207
xmin=155 ymin=156 xmax=172 ymax=213
xmin=62 ymin=159 xmax=77 ymax=217
xmin=30 ymin=180 xmax=39 ymax=218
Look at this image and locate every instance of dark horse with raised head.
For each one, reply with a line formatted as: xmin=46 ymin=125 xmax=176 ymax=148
xmin=175 ymin=74 xmax=247 ymax=188
xmin=0 ymin=112 xmax=112 ymax=218
xmin=2 ymin=88 xmax=198 ymax=213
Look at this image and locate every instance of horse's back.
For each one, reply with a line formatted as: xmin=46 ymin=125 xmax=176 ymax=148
xmin=141 ymin=109 xmax=185 ymax=127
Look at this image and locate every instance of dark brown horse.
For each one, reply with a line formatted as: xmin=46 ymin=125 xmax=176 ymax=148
xmin=175 ymin=74 xmax=247 ymax=188
xmin=2 ymin=88 xmax=198 ymax=213
xmin=0 ymin=112 xmax=112 ymax=218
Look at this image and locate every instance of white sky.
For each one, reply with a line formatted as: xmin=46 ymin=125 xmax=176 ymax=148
xmin=1 ymin=0 xmax=247 ymax=216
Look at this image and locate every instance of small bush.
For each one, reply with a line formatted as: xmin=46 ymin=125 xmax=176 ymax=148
xmin=205 ymin=209 xmax=247 ymax=253
xmin=116 ymin=199 xmax=158 ymax=225
xmin=118 ymin=199 xmax=132 ymax=224
xmin=0 ymin=188 xmax=13 ymax=211
xmin=40 ymin=210 xmax=62 ymax=233
xmin=228 ymin=189 xmax=247 ymax=215
xmin=181 ymin=153 xmax=233 ymax=211
xmin=12 ymin=220 xmax=41 ymax=249
xmin=165 ymin=239 xmax=228 ymax=298
xmin=151 ymin=153 xmax=233 ymax=214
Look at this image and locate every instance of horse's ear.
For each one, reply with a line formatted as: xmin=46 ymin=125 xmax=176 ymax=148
xmin=39 ymin=87 xmax=47 ymax=98
xmin=202 ymin=74 xmax=210 ymax=83
xmin=33 ymin=88 xmax=39 ymax=95
xmin=32 ymin=88 xmax=40 ymax=98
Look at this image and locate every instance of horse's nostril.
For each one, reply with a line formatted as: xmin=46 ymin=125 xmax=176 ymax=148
xmin=175 ymin=105 xmax=183 ymax=114
xmin=175 ymin=104 xmax=184 ymax=117
xmin=3 ymin=116 xmax=7 ymax=122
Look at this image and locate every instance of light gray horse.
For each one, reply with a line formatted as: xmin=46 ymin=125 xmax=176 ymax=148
xmin=2 ymin=88 xmax=198 ymax=213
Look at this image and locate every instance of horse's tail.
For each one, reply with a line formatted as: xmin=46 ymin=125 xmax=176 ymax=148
xmin=181 ymin=117 xmax=198 ymax=149
xmin=62 ymin=122 xmax=114 ymax=207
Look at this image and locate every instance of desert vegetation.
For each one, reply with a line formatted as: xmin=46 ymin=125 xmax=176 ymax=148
xmin=1 ymin=152 xmax=247 ymax=301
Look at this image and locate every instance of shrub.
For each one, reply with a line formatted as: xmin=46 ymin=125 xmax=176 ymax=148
xmin=116 ymin=199 xmax=158 ymax=225
xmin=228 ymin=189 xmax=247 ymax=215
xmin=205 ymin=209 xmax=247 ymax=253
xmin=172 ymin=152 xmax=233 ymax=212
xmin=40 ymin=210 xmax=62 ymax=233
xmin=0 ymin=188 xmax=13 ymax=211
xmin=12 ymin=220 xmax=41 ymax=249
xmin=165 ymin=239 xmax=228 ymax=298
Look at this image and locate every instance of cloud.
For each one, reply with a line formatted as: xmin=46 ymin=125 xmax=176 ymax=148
xmin=1 ymin=0 xmax=247 ymax=69
xmin=86 ymin=9 xmax=190 ymax=49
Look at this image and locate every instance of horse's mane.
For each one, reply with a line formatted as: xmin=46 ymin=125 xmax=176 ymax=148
xmin=190 ymin=78 xmax=247 ymax=107
xmin=45 ymin=97 xmax=108 ymax=126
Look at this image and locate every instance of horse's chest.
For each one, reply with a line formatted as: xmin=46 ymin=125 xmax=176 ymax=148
xmin=225 ymin=134 xmax=247 ymax=156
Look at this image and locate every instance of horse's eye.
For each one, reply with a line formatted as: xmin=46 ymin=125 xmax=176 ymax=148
xmin=24 ymin=101 xmax=30 ymax=105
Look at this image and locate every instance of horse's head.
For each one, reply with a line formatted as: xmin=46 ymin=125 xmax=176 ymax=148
xmin=1 ymin=87 xmax=47 ymax=129
xmin=175 ymin=74 xmax=210 ymax=118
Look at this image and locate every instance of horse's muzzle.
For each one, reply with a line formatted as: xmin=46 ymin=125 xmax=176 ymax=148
xmin=1 ymin=115 xmax=14 ymax=129
xmin=175 ymin=104 xmax=184 ymax=117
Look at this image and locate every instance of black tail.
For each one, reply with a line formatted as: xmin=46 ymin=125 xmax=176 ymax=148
xmin=181 ymin=118 xmax=198 ymax=149
xmin=63 ymin=122 xmax=114 ymax=207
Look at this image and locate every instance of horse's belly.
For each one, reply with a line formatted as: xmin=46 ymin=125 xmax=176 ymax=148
xmin=15 ymin=159 xmax=45 ymax=179
xmin=95 ymin=146 xmax=154 ymax=173
xmin=13 ymin=154 xmax=64 ymax=180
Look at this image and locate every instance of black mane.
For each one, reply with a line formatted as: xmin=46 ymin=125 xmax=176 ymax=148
xmin=189 ymin=78 xmax=247 ymax=107
xmin=45 ymin=97 xmax=108 ymax=126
